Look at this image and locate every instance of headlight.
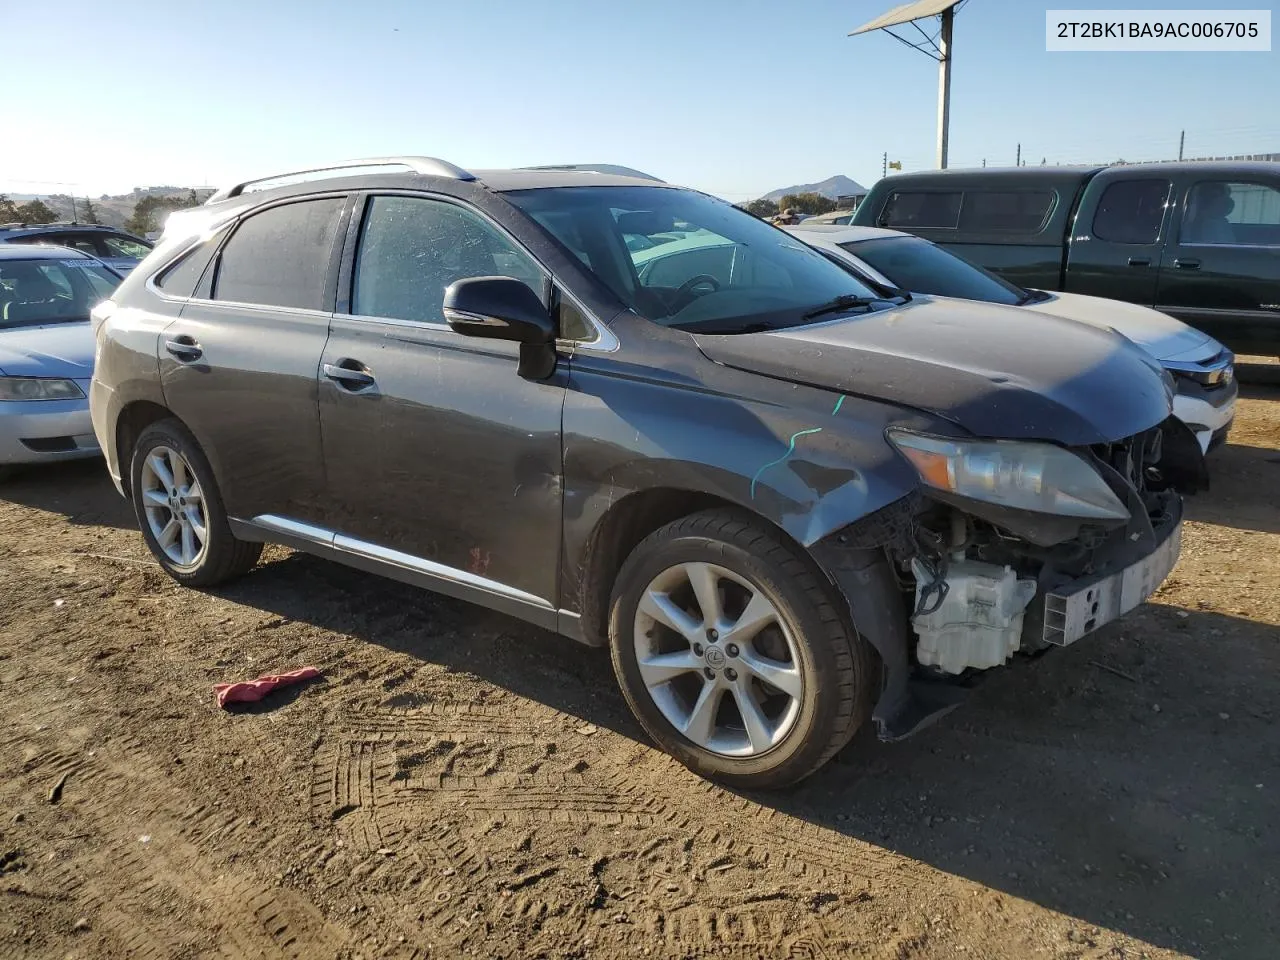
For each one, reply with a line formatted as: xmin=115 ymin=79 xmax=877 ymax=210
xmin=0 ymin=377 xmax=85 ymax=401
xmin=887 ymin=429 xmax=1130 ymax=521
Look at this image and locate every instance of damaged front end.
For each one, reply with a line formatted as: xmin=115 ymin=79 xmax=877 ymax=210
xmin=813 ymin=416 xmax=1201 ymax=742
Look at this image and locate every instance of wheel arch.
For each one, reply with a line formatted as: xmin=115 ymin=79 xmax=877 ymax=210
xmin=573 ymin=486 xmax=819 ymax=647
xmin=114 ymin=400 xmax=178 ymax=498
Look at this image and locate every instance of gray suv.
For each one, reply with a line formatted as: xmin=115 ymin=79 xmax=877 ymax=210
xmin=90 ymin=157 xmax=1199 ymax=788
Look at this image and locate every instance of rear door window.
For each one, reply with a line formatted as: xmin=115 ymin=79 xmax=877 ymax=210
xmin=1181 ymin=180 xmax=1280 ymax=246
xmin=213 ymin=198 xmax=346 ymax=310
xmin=958 ymin=191 xmax=1055 ymax=233
xmin=879 ymin=191 xmax=962 ymax=229
xmin=1091 ymin=180 xmax=1171 ymax=244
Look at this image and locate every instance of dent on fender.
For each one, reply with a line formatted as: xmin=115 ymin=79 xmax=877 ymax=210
xmin=563 ymin=359 xmax=922 ymax=562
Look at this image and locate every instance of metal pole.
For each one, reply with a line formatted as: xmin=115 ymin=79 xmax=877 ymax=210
xmin=1179 ymin=130 xmax=1185 ymax=161
xmin=883 ymin=152 xmax=888 ymax=178
xmin=1016 ymin=143 xmax=1021 ymax=167
xmin=936 ymin=4 xmax=954 ymax=169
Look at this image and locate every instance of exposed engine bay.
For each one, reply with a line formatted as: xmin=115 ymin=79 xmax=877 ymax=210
xmin=814 ymin=416 xmax=1201 ymax=740
xmin=904 ymin=420 xmax=1190 ymax=674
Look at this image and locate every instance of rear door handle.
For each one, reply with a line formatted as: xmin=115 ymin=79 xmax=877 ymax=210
xmin=1174 ymin=258 xmax=1202 ymax=270
xmin=323 ymin=361 xmax=375 ymax=390
xmin=164 ymin=335 xmax=203 ymax=362
xmin=1127 ymin=257 xmax=1151 ymax=268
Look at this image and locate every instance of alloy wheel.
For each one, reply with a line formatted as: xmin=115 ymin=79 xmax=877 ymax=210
xmin=139 ymin=445 xmax=209 ymax=569
xmin=632 ymin=561 xmax=804 ymax=757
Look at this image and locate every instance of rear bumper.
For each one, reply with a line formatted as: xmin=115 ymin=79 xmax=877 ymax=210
xmin=0 ymin=387 xmax=99 ymax=466
xmin=89 ymin=377 xmax=126 ymax=495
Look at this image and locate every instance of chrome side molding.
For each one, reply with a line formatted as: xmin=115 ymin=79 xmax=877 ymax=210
xmin=239 ymin=514 xmax=595 ymax=641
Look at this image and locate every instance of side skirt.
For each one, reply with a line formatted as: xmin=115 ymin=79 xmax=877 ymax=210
xmin=229 ymin=515 xmax=586 ymax=644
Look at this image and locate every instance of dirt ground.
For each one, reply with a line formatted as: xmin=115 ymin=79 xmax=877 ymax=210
xmin=2 ymin=373 xmax=1277 ymax=960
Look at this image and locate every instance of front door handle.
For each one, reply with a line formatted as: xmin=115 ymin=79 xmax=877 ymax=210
xmin=1174 ymin=258 xmax=1202 ymax=270
xmin=1127 ymin=257 xmax=1151 ymax=268
xmin=164 ymin=335 xmax=203 ymax=362
xmin=323 ymin=361 xmax=375 ymax=390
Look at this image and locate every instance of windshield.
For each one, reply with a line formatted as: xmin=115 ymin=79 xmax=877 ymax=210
xmin=0 ymin=258 xmax=120 ymax=329
xmin=845 ymin=236 xmax=1029 ymax=306
xmin=505 ymin=186 xmax=884 ymax=333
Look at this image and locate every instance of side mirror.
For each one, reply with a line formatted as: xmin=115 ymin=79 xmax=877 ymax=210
xmin=443 ymin=276 xmax=554 ymax=344
xmin=443 ymin=276 xmax=557 ymax=380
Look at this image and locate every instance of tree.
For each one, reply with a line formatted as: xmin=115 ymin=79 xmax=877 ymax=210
xmin=0 ymin=194 xmax=18 ymax=221
xmin=13 ymin=199 xmax=58 ymax=224
xmin=742 ymin=198 xmax=779 ymax=218
xmin=777 ymin=192 xmax=836 ymax=216
xmin=125 ymin=191 xmax=200 ymax=236
xmin=80 ymin=197 xmax=101 ymax=224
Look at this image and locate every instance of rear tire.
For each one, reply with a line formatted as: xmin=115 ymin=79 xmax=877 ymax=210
xmin=129 ymin=419 xmax=261 ymax=587
xmin=608 ymin=509 xmax=874 ymax=789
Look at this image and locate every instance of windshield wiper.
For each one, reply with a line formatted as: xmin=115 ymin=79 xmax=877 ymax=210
xmin=1016 ymin=288 xmax=1050 ymax=306
xmin=802 ymin=294 xmax=880 ymax=321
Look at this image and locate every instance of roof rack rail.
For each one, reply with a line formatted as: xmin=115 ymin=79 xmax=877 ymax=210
xmin=518 ymin=164 xmax=665 ymax=183
xmin=207 ymin=156 xmax=476 ymax=204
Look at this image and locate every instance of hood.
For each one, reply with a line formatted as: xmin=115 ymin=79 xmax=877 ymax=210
xmin=1024 ymin=291 xmax=1218 ymax=363
xmin=694 ymin=297 xmax=1173 ymax=446
xmin=0 ymin=321 xmax=95 ymax=379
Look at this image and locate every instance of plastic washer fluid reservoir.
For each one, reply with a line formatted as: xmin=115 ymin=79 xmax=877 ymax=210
xmin=910 ymin=558 xmax=1038 ymax=675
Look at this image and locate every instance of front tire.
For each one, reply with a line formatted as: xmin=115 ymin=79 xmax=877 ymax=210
xmin=609 ymin=509 xmax=873 ymax=789
xmin=129 ymin=419 xmax=262 ymax=587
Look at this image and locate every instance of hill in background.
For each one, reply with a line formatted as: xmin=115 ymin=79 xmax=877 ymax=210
xmin=762 ymin=175 xmax=867 ymax=204
xmin=4 ymin=187 xmax=214 ymax=230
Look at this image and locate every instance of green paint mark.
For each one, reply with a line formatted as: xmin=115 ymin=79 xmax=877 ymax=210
xmin=832 ymin=395 xmax=846 ymax=416
xmin=750 ymin=428 xmax=824 ymax=500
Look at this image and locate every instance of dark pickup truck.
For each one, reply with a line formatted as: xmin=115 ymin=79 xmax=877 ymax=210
xmin=853 ymin=162 xmax=1280 ymax=355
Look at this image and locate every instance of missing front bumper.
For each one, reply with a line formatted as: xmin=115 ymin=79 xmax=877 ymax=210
xmin=1043 ymin=508 xmax=1183 ymax=646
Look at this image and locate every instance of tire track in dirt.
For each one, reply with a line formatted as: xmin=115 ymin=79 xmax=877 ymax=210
xmin=5 ymin=730 xmax=353 ymax=958
xmin=307 ymin=697 xmax=940 ymax=957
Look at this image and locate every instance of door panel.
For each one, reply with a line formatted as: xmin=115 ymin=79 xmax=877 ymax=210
xmin=1157 ymin=178 xmax=1280 ymax=353
xmin=319 ymin=316 xmax=566 ymax=603
xmin=161 ymin=303 xmax=332 ymax=523
xmin=158 ymin=195 xmax=349 ymax=524
xmin=319 ymin=192 xmax=566 ymax=604
xmin=1065 ymin=177 xmax=1172 ymax=306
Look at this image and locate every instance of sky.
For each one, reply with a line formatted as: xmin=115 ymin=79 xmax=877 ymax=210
xmin=2 ymin=0 xmax=1277 ymax=202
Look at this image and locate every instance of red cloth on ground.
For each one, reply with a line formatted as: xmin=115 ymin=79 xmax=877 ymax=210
xmin=214 ymin=667 xmax=321 ymax=708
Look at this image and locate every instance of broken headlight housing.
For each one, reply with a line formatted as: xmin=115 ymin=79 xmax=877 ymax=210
xmin=887 ymin=430 xmax=1130 ymax=521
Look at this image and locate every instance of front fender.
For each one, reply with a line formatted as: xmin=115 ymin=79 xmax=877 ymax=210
xmin=560 ymin=337 xmax=933 ymax=611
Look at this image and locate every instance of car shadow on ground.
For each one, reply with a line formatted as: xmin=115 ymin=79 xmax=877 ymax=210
xmin=0 ymin=458 xmax=135 ymax=530
xmin=220 ymin=551 xmax=1278 ymax=960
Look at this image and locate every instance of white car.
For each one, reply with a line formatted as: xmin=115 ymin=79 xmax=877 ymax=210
xmin=789 ymin=225 xmax=1236 ymax=454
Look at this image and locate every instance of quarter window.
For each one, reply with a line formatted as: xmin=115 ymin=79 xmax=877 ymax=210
xmin=213 ymin=198 xmax=345 ymax=310
xmin=101 ymin=235 xmax=152 ymax=259
xmin=1092 ymin=180 xmax=1170 ymax=244
xmin=879 ymin=191 xmax=962 ymax=229
xmin=156 ymin=229 xmax=228 ymax=297
xmin=52 ymin=236 xmax=100 ymax=255
xmin=351 ymin=196 xmax=546 ymax=326
xmin=1182 ymin=181 xmax=1280 ymax=246
xmin=958 ymin=190 xmax=1055 ymax=233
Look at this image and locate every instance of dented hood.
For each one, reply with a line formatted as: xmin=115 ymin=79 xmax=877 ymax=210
xmin=694 ymin=296 xmax=1174 ymax=446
